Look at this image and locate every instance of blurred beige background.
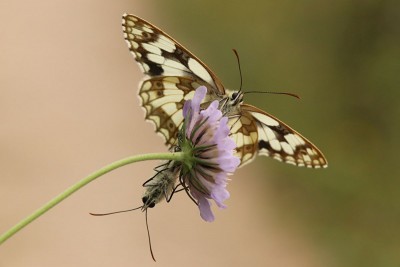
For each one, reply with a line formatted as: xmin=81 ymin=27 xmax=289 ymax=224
xmin=0 ymin=1 xmax=327 ymax=266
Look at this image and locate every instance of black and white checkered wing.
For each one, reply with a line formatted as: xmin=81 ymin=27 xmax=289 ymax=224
xmin=231 ymin=104 xmax=328 ymax=168
xmin=122 ymin=14 xmax=226 ymax=146
xmin=122 ymin=14 xmax=328 ymax=168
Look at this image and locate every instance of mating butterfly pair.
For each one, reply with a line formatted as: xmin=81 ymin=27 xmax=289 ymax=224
xmin=122 ymin=14 xmax=327 ymax=169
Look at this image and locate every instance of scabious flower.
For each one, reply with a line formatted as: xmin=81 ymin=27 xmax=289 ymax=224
xmin=179 ymin=86 xmax=240 ymax=222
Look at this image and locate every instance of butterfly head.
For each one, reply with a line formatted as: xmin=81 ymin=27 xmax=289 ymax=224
xmin=230 ymin=91 xmax=244 ymax=106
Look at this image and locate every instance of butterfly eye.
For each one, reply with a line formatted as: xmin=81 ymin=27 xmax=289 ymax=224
xmin=148 ymin=202 xmax=156 ymax=208
xmin=142 ymin=196 xmax=148 ymax=204
xmin=231 ymin=92 xmax=238 ymax=100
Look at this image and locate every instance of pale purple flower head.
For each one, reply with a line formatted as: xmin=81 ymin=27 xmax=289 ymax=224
xmin=179 ymin=86 xmax=240 ymax=222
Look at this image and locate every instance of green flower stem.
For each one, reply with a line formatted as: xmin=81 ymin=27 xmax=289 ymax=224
xmin=0 ymin=152 xmax=184 ymax=245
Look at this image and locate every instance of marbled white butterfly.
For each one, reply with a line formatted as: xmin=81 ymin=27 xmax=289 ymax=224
xmin=122 ymin=14 xmax=327 ymax=168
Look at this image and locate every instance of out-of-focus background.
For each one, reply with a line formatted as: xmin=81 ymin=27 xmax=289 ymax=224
xmin=1 ymin=1 xmax=399 ymax=266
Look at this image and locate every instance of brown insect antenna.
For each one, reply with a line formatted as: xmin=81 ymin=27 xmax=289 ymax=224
xmin=243 ymin=90 xmax=301 ymax=100
xmin=232 ymin=49 xmax=243 ymax=94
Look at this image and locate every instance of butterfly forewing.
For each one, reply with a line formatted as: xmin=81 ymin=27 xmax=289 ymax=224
xmin=236 ymin=104 xmax=327 ymax=168
xmin=122 ymin=14 xmax=227 ymax=146
xmin=123 ymin=14 xmax=328 ymax=168
xmin=122 ymin=14 xmax=225 ymax=94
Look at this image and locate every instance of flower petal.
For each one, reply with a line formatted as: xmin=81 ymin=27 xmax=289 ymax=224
xmin=179 ymin=86 xmax=240 ymax=222
xmin=194 ymin=191 xmax=215 ymax=222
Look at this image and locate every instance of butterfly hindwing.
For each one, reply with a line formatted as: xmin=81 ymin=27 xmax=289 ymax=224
xmin=139 ymin=76 xmax=218 ymax=146
xmin=123 ymin=14 xmax=227 ymax=146
xmin=228 ymin=113 xmax=259 ymax=166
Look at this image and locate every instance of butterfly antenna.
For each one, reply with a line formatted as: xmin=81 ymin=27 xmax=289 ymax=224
xmin=232 ymin=49 xmax=243 ymax=93
xmin=145 ymin=209 xmax=156 ymax=262
xmin=89 ymin=206 xmax=142 ymax=216
xmin=243 ymin=91 xmax=301 ymax=100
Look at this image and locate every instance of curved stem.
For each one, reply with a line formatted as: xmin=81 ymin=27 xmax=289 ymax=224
xmin=0 ymin=152 xmax=184 ymax=245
